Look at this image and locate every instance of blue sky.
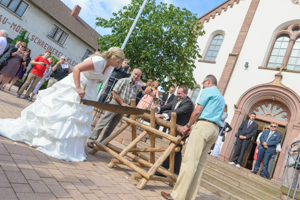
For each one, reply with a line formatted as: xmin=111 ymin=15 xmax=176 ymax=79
xmin=60 ymin=0 xmax=225 ymax=36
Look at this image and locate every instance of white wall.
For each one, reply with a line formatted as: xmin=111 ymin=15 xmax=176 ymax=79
xmin=0 ymin=2 xmax=96 ymax=68
xmin=193 ymin=0 xmax=251 ymax=106
xmin=224 ymin=0 xmax=300 ymax=122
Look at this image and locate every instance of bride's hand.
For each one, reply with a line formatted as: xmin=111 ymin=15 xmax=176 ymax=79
xmin=76 ymin=87 xmax=85 ymax=99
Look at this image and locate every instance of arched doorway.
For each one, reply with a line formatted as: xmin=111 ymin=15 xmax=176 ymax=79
xmin=237 ymin=101 xmax=290 ymax=175
xmin=219 ymin=74 xmax=300 ymax=181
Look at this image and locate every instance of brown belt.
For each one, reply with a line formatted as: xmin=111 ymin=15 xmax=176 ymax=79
xmin=196 ymin=119 xmax=219 ymax=127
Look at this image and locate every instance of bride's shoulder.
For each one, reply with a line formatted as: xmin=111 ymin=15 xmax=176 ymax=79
xmin=89 ymin=56 xmax=106 ymax=71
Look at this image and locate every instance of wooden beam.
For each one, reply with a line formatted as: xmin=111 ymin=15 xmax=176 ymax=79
xmin=136 ymin=141 xmax=179 ymax=189
xmin=122 ymin=117 xmax=180 ymax=144
xmin=107 ymin=130 xmax=148 ymax=168
xmin=137 ymin=113 xmax=182 ymax=132
xmin=131 ymin=99 xmax=137 ymax=156
xmin=131 ymin=173 xmax=174 ymax=183
xmin=93 ymin=141 xmax=150 ymax=179
xmin=129 ymin=147 xmax=180 ymax=152
xmin=169 ymin=112 xmax=176 ymax=187
xmin=150 ymin=107 xmax=156 ymax=164
xmin=89 ymin=122 xmax=130 ymax=155
xmin=106 ymin=143 xmax=178 ymax=182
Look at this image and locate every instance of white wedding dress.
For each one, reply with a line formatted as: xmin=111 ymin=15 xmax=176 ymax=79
xmin=0 ymin=56 xmax=112 ymax=162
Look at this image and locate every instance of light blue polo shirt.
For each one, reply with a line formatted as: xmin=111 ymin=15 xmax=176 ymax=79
xmin=197 ymin=86 xmax=225 ymax=126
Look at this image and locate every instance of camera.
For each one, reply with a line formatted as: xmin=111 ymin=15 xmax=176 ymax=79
xmin=42 ymin=63 xmax=46 ymax=66
xmin=150 ymin=88 xmax=153 ymax=92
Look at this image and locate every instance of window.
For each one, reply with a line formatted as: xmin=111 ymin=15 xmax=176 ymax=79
xmin=267 ymin=36 xmax=289 ymax=68
xmin=264 ymin=24 xmax=300 ymax=71
xmin=0 ymin=0 xmax=28 ymax=17
xmin=47 ymin=25 xmax=69 ymax=45
xmin=287 ymin=37 xmax=300 ymax=71
xmin=252 ymin=101 xmax=289 ymax=121
xmin=190 ymin=86 xmax=200 ymax=103
xmin=204 ymin=34 xmax=224 ymax=62
xmin=82 ymin=49 xmax=94 ymax=60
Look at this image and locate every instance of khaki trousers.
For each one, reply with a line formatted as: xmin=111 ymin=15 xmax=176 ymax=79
xmin=171 ymin=120 xmax=219 ymax=200
xmin=18 ymin=73 xmax=42 ymax=97
xmin=47 ymin=77 xmax=58 ymax=88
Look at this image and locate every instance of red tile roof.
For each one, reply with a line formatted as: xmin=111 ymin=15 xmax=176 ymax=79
xmin=30 ymin=0 xmax=101 ymax=49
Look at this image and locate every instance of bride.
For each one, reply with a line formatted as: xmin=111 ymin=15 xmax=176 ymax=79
xmin=0 ymin=47 xmax=124 ymax=162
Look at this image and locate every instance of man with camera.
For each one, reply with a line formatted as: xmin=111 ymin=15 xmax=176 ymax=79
xmin=100 ymin=59 xmax=131 ymax=102
xmin=47 ymin=56 xmax=71 ymax=88
xmin=16 ymin=50 xmax=51 ymax=100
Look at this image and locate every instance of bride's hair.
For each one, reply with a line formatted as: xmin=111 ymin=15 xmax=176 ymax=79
xmin=90 ymin=47 xmax=125 ymax=65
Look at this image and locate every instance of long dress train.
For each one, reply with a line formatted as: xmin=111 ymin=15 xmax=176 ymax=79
xmin=0 ymin=56 xmax=112 ymax=161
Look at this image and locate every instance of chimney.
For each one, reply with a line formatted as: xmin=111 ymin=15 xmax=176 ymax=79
xmin=71 ymin=5 xmax=81 ymax=19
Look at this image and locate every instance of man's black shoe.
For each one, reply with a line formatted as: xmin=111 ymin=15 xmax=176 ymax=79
xmin=251 ymin=171 xmax=257 ymax=174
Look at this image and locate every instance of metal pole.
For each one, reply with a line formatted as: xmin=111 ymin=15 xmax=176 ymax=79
xmin=97 ymin=0 xmax=149 ymax=101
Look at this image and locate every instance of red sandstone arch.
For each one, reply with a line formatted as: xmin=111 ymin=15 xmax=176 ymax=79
xmin=219 ymin=77 xmax=300 ymax=180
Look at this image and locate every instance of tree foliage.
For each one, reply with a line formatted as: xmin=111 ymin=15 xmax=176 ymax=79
xmin=96 ymin=0 xmax=205 ymax=90
xmin=12 ymin=30 xmax=29 ymax=46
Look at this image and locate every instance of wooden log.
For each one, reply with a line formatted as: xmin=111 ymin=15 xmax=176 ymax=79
xmin=112 ymin=159 xmax=146 ymax=168
xmin=169 ymin=112 xmax=176 ymax=187
xmin=106 ymin=143 xmax=178 ymax=181
xmin=136 ymin=135 xmax=182 ymax=189
xmin=103 ymin=143 xmax=150 ymax=162
xmin=137 ymin=113 xmax=182 ymax=132
xmin=108 ymin=130 xmax=148 ymax=168
xmin=131 ymin=173 xmax=174 ymax=183
xmin=89 ymin=122 xmax=130 ymax=155
xmin=122 ymin=117 xmax=180 ymax=144
xmin=150 ymin=107 xmax=156 ymax=164
xmin=129 ymin=147 xmax=181 ymax=152
xmin=131 ymin=99 xmax=137 ymax=156
xmin=93 ymin=141 xmax=150 ymax=179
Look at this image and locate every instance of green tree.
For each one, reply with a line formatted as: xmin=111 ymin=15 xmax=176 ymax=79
xmin=12 ymin=30 xmax=29 ymax=46
xmin=96 ymin=0 xmax=204 ymax=89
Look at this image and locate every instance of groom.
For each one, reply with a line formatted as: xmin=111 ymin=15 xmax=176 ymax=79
xmin=87 ymin=68 xmax=142 ymax=147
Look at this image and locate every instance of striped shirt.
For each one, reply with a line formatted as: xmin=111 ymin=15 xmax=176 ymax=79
xmin=113 ymin=77 xmax=138 ymax=105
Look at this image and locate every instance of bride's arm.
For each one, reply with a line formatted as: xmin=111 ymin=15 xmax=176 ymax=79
xmin=73 ymin=59 xmax=95 ymax=98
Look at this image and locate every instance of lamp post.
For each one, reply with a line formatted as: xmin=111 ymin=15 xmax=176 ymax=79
xmin=97 ymin=0 xmax=149 ymax=101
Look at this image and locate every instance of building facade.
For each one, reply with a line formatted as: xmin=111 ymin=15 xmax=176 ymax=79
xmin=0 ymin=0 xmax=100 ymax=69
xmin=193 ymin=0 xmax=300 ymax=181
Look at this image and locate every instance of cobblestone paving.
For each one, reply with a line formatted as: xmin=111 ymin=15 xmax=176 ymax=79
xmin=0 ymin=86 xmax=223 ymax=200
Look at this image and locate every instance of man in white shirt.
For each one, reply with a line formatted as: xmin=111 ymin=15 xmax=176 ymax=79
xmin=0 ymin=30 xmax=8 ymax=56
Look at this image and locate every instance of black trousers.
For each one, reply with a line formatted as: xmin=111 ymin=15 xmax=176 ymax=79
xmin=160 ymin=135 xmax=187 ymax=175
xmin=232 ymin=138 xmax=251 ymax=165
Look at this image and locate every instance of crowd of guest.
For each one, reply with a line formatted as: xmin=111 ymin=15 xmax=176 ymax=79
xmin=0 ymin=29 xmax=72 ymax=101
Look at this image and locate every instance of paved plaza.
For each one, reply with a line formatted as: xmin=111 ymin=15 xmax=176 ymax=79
xmin=0 ymin=85 xmax=223 ymax=200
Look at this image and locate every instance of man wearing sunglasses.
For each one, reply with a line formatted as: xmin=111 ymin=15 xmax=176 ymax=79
xmin=252 ymin=122 xmax=281 ymax=178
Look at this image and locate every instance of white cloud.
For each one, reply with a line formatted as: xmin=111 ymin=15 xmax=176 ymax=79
xmin=61 ymin=0 xmax=175 ymax=36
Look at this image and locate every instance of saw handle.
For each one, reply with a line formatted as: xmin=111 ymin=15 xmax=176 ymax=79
xmin=80 ymin=83 xmax=87 ymax=103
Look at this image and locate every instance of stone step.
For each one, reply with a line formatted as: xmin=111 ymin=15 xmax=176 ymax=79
xmin=202 ymin=172 xmax=261 ymax=200
xmin=203 ymin=166 xmax=280 ymax=200
xmin=205 ymin=160 xmax=281 ymax=198
xmin=207 ymin=156 xmax=281 ymax=191
xmin=200 ymin=179 xmax=243 ymax=200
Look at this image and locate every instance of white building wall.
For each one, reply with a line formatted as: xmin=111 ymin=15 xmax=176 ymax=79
xmin=193 ymin=0 xmax=251 ymax=105
xmin=224 ymin=0 xmax=300 ymax=123
xmin=0 ymin=2 xmax=96 ymax=69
